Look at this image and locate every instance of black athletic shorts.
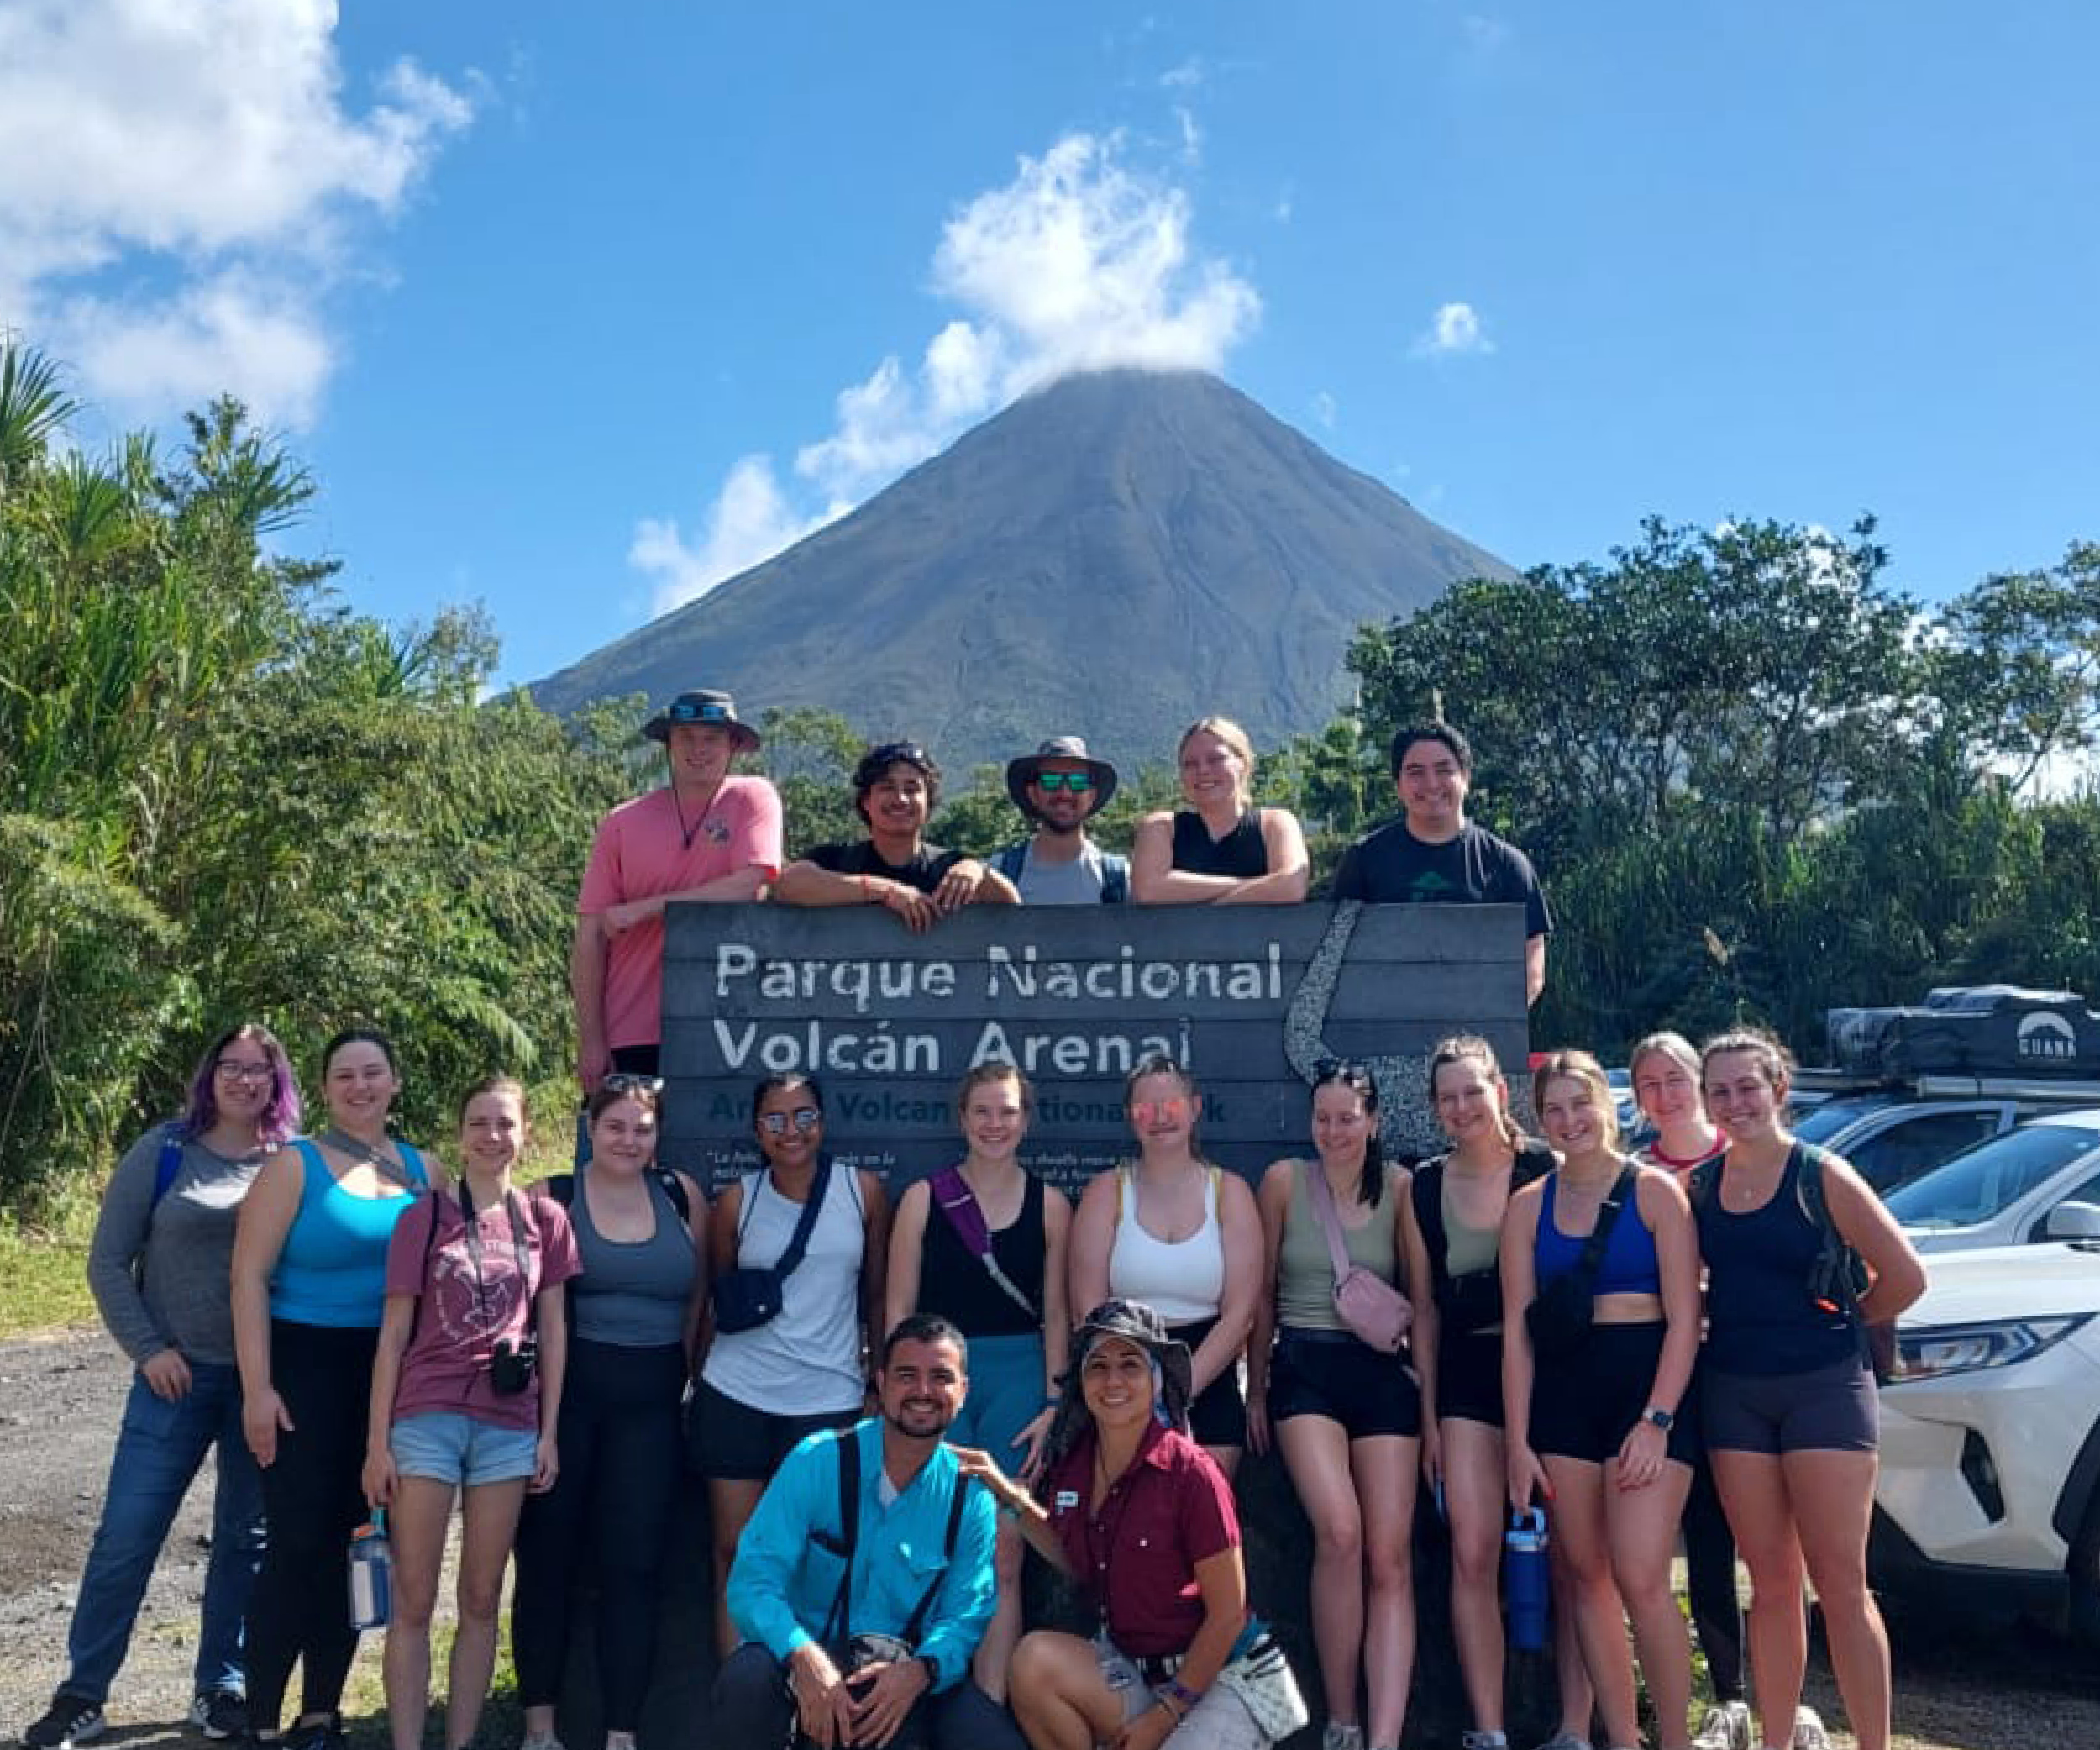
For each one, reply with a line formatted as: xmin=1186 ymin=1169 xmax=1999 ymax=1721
xmin=1269 ymin=1328 xmax=1421 ymax=1441
xmin=1530 ymin=1321 xmax=1696 ymax=1466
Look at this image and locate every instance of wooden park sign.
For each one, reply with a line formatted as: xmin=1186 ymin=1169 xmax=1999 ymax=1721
xmin=659 ymin=899 xmax=1530 ymax=1196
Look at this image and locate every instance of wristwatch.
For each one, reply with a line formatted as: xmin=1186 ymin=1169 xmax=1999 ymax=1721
xmin=916 ymin=1654 xmax=942 ymax=1691
xmin=1644 ymin=1406 xmax=1677 ymax=1432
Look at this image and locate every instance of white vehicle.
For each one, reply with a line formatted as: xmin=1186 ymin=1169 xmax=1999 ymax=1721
xmin=1872 ymin=1239 xmax=2100 ymax=1642
xmin=1883 ymin=1109 xmax=2100 ymax=1253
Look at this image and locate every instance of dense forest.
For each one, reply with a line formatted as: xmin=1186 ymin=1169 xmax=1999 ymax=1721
xmin=5 ymin=336 xmax=2097 ymax=1204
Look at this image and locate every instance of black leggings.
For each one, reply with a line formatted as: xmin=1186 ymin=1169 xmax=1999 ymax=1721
xmin=244 ymin=1320 xmax=380 ymax=1732
xmin=512 ymin=1339 xmax=687 ymax=1732
xmin=1683 ymin=1448 xmax=1745 ymax=1703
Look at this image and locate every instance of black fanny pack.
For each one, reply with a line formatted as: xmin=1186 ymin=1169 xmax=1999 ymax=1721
xmin=713 ymin=1159 xmax=832 ymax=1334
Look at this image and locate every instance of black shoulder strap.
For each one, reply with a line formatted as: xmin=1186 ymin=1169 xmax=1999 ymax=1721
xmin=1687 ymin=1155 xmax=1720 ymax=1211
xmin=822 ymin=1427 xmax=862 ymax=1645
xmin=899 ymin=1464 xmax=972 ymax=1648
xmin=653 ymin=1167 xmax=691 ymax=1222
xmin=1572 ymin=1166 xmax=1636 ymax=1286
xmin=543 ymin=1173 xmax=575 ymax=1207
xmin=1412 ymin=1158 xmax=1451 ymax=1298
xmin=774 ymin=1157 xmax=832 ymax=1284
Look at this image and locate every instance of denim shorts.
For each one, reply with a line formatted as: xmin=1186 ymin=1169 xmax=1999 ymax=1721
xmin=1095 ymin=1634 xmax=1266 ymax=1747
xmin=391 ymin=1411 xmax=538 ymax=1485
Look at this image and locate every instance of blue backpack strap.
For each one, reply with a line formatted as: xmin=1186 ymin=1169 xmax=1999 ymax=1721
xmin=150 ymin=1125 xmax=186 ymax=1211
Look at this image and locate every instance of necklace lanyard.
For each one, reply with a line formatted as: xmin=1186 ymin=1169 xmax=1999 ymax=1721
xmin=457 ymin=1180 xmax=532 ymax=1329
xmin=670 ymin=785 xmax=720 ymax=850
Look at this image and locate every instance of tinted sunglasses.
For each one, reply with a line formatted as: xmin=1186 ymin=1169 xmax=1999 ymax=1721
xmin=668 ymin=699 xmax=732 ymax=725
xmin=1033 ymin=772 xmax=1094 ymax=793
xmin=759 ymin=1107 xmax=822 ymax=1136
xmin=603 ymin=1073 xmax=665 ymax=1096
xmin=1131 ymin=1097 xmax=1191 ymax=1125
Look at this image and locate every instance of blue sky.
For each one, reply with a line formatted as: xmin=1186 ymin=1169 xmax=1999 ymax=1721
xmin=4 ymin=2 xmax=2095 ymax=691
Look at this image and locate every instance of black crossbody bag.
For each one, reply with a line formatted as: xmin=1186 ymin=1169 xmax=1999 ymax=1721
xmin=714 ymin=1157 xmax=832 ymax=1334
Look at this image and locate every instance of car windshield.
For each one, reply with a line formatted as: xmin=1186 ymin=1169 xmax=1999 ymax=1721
xmin=1793 ymin=1097 xmax=1894 ymax=1144
xmin=1884 ymin=1123 xmax=2100 ymax=1229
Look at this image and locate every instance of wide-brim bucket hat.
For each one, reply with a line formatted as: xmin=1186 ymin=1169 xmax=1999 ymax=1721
xmin=642 ymin=689 xmax=760 ymax=754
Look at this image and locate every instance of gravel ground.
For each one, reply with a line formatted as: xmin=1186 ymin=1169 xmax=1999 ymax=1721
xmin=1 ymin=1327 xmax=2093 ymax=1750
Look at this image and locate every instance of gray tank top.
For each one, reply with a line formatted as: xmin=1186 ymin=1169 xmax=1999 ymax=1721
xmin=569 ymin=1170 xmax=696 ymax=1348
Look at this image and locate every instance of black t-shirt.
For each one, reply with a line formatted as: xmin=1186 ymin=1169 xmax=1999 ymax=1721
xmin=1331 ymin=819 xmax=1552 ymax=937
xmin=808 ymin=839 xmax=967 ymax=896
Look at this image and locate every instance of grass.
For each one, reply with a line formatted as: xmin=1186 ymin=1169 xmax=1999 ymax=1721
xmin=0 ymin=1190 xmax=101 ymax=1335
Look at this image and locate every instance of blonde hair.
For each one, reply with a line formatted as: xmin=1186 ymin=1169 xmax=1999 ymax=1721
xmin=1176 ymin=716 xmax=1256 ymax=807
xmin=1629 ymin=1031 xmax=1700 ymax=1089
xmin=1530 ymin=1049 xmax=1622 ymax=1153
xmin=1428 ymin=1033 xmax=1525 ymax=1152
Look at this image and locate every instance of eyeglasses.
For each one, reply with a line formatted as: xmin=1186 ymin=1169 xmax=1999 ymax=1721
xmin=668 ymin=699 xmax=731 ymax=724
xmin=1131 ymin=1097 xmax=1191 ymax=1125
xmin=213 ymin=1060 xmax=274 ymax=1085
xmin=1033 ymin=772 xmax=1094 ymax=793
xmin=759 ymin=1107 xmax=822 ymax=1136
xmin=603 ymin=1073 xmax=664 ymax=1096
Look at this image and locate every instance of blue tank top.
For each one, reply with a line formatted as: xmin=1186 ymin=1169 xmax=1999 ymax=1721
xmin=1533 ymin=1170 xmax=1661 ymax=1296
xmin=1695 ymin=1144 xmax=1859 ymax=1376
xmin=271 ymin=1139 xmax=430 ymax=1328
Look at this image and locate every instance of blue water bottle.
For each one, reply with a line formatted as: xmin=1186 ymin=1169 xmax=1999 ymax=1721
xmin=348 ymin=1508 xmax=391 ymax=1631
xmin=1504 ymin=1507 xmax=1550 ymax=1650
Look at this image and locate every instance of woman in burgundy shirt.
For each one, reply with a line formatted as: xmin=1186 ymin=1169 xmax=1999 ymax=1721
xmin=961 ymin=1299 xmax=1299 ymax=1748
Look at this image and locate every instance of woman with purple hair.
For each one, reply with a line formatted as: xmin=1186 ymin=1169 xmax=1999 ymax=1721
xmin=24 ymin=1023 xmax=302 ymax=1750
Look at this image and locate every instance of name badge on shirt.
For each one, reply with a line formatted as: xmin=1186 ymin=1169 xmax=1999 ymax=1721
xmin=1053 ymin=1489 xmax=1079 ymax=1511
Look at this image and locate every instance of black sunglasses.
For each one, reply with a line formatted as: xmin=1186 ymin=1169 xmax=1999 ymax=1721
xmin=603 ymin=1073 xmax=665 ymax=1096
xmin=866 ymin=741 xmax=931 ymax=767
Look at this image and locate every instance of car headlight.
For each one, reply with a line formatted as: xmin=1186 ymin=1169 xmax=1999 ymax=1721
xmin=1890 ymin=1314 xmax=2092 ymax=1382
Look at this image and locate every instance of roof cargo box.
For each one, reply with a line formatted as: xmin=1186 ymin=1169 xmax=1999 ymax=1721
xmin=1827 ymin=987 xmax=2100 ymax=1080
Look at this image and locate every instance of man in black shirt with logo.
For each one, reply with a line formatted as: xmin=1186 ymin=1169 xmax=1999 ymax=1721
xmin=774 ymin=740 xmax=1019 ymax=932
xmin=1332 ymin=719 xmax=1552 ymax=1005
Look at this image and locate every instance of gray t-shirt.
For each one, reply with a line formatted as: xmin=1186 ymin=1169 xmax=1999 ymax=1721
xmin=996 ymin=839 xmax=1128 ymax=904
xmin=87 ymin=1129 xmax=267 ymax=1367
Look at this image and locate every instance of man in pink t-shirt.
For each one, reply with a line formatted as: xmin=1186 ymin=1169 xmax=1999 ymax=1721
xmin=572 ymin=689 xmax=784 ymax=1090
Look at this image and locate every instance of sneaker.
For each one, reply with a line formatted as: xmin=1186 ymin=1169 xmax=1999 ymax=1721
xmin=1322 ymin=1727 xmax=1363 ymax=1750
xmin=1533 ymin=1736 xmax=1593 ymax=1750
xmin=1693 ymin=1701 xmax=1752 ymax=1750
xmin=1462 ymin=1735 xmax=1511 ymax=1750
xmin=1791 ymin=1707 xmax=1830 ymax=1750
xmin=518 ymin=1737 xmax=565 ymax=1750
xmin=281 ymin=1716 xmax=347 ymax=1750
xmin=24 ymin=1695 xmax=106 ymax=1750
xmin=189 ymin=1692 xmax=248 ymax=1742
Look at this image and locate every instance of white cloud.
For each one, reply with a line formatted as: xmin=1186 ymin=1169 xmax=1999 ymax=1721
xmin=1411 ymin=300 xmax=1495 ymax=359
xmin=0 ymin=0 xmax=472 ymax=425
xmin=632 ymin=455 xmax=844 ymax=617
xmin=1159 ymin=57 xmax=1205 ymax=90
xmin=1173 ymin=105 xmax=1203 ymax=165
xmin=1312 ymin=390 xmax=1337 ymax=430
xmin=643 ymin=129 xmax=1260 ymax=596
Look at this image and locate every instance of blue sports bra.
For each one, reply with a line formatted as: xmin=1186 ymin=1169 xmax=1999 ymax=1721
xmin=1534 ymin=1170 xmax=1661 ymax=1296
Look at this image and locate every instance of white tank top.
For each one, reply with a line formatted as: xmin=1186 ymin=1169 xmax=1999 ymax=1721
xmin=1107 ymin=1164 xmax=1225 ymax=1326
xmin=702 ymin=1163 xmax=865 ymax=1415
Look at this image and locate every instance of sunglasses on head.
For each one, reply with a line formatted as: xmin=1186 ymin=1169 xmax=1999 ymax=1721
xmin=1033 ymin=772 xmax=1094 ymax=793
xmin=867 ymin=740 xmax=930 ymax=768
xmin=759 ymin=1107 xmax=822 ymax=1136
xmin=669 ymin=700 xmax=731 ymax=725
xmin=603 ymin=1073 xmax=664 ymax=1096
